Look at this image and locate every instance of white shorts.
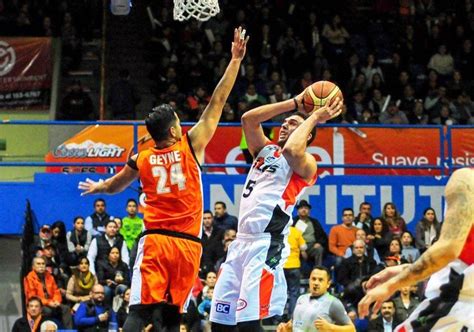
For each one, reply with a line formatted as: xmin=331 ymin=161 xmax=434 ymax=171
xmin=395 ymin=298 xmax=474 ymax=331
xmin=395 ymin=264 xmax=474 ymax=331
xmin=210 ymin=232 xmax=290 ymax=325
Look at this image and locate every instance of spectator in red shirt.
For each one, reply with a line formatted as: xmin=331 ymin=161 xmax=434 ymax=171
xmin=329 ymin=208 xmax=357 ymax=266
xmin=23 ymin=257 xmax=73 ymax=329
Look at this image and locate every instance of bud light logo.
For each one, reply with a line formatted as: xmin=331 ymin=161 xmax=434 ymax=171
xmin=215 ymin=302 xmax=230 ymax=314
xmin=53 ymin=140 xmax=125 ymax=158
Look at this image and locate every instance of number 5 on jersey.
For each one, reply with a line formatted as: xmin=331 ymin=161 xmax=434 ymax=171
xmin=152 ymin=163 xmax=186 ymax=194
xmin=242 ymin=180 xmax=256 ymax=198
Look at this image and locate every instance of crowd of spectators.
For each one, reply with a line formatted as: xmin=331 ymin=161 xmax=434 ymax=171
xmin=146 ymin=0 xmax=474 ymax=125
xmin=3 ymin=0 xmax=474 ymax=124
xmin=16 ymin=193 xmax=442 ymax=331
xmin=0 ymin=0 xmax=99 ymax=71
xmin=16 ymin=198 xmax=141 ymax=331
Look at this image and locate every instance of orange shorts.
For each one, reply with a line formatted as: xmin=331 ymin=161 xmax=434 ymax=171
xmin=129 ymin=233 xmax=202 ymax=312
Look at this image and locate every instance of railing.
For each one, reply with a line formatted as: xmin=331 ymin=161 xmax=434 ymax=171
xmin=1 ymin=120 xmax=471 ymax=175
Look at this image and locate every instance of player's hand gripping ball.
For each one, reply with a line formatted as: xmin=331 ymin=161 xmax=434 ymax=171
xmin=302 ymin=80 xmax=343 ymax=114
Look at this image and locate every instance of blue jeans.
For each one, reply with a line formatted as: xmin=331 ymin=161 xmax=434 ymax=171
xmin=104 ymin=284 xmax=128 ymax=305
xmin=284 ymin=268 xmax=301 ymax=318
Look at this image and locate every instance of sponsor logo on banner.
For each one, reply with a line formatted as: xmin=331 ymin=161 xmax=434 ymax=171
xmin=53 ymin=140 xmax=125 ymax=158
xmin=215 ymin=302 xmax=231 ymax=314
xmin=0 ymin=41 xmax=16 ymax=76
xmin=45 ymin=126 xmax=474 ymax=175
xmin=0 ymin=38 xmax=52 ymax=109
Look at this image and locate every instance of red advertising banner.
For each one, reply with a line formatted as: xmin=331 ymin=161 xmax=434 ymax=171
xmin=0 ymin=37 xmax=52 ymax=109
xmin=45 ymin=125 xmax=474 ymax=175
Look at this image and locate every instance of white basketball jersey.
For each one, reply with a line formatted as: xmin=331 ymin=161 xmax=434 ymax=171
xmin=424 ymin=225 xmax=474 ymax=299
xmin=238 ymin=144 xmax=316 ymax=235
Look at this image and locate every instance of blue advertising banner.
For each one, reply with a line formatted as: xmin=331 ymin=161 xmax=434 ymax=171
xmin=0 ymin=174 xmax=447 ymax=234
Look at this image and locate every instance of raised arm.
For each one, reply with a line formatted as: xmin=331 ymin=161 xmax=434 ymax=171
xmin=78 ymin=155 xmax=139 ymax=196
xmin=281 ymin=97 xmax=343 ymax=182
xmin=188 ymin=27 xmax=249 ymax=163
xmin=241 ymin=98 xmax=298 ymax=157
xmin=359 ymin=168 xmax=474 ymax=317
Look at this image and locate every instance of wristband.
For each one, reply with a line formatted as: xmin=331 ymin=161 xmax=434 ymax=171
xmin=293 ymin=98 xmax=298 ymax=111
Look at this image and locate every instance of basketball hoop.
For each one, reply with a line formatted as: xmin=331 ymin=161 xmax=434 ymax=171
xmin=173 ymin=0 xmax=220 ymax=21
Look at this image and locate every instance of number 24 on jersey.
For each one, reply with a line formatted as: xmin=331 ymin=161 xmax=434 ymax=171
xmin=151 ymin=163 xmax=186 ymax=194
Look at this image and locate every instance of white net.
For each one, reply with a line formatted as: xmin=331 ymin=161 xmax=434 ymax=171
xmin=173 ymin=0 xmax=220 ymax=21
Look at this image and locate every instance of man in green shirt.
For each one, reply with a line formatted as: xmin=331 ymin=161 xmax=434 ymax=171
xmin=120 ymin=199 xmax=143 ymax=250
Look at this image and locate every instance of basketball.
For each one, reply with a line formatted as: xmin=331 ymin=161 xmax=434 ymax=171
xmin=302 ymin=81 xmax=343 ymax=114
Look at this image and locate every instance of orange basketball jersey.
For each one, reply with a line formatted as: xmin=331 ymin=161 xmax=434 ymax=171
xmin=136 ymin=134 xmax=203 ymax=238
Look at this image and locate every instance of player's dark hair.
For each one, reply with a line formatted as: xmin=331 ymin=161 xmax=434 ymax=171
xmin=94 ymin=198 xmax=106 ymax=206
xmin=293 ymin=111 xmax=317 ymax=145
xmin=203 ymin=210 xmax=213 ymax=216
xmin=73 ymin=216 xmax=84 ymax=224
xmin=312 ymin=265 xmax=331 ymax=280
xmin=27 ymin=296 xmax=43 ymax=307
xmin=215 ymin=201 xmax=226 ymax=209
xmin=342 ymin=207 xmax=354 ymax=215
xmin=145 ymin=104 xmax=177 ymax=142
xmin=383 ymin=299 xmax=395 ymax=307
xmin=105 ymin=220 xmax=117 ymax=228
xmin=126 ymin=198 xmax=138 ymax=206
xmin=359 ymin=201 xmax=371 ymax=209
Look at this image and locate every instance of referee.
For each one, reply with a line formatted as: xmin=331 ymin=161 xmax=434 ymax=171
xmin=277 ymin=266 xmax=355 ymax=332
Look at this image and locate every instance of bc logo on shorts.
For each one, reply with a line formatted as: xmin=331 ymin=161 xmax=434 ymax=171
xmin=215 ymin=302 xmax=231 ymax=314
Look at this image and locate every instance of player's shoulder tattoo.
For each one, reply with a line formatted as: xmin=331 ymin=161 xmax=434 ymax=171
xmin=442 ymin=170 xmax=474 ymax=240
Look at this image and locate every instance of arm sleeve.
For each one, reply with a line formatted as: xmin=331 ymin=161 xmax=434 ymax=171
xmin=84 ymin=217 xmax=93 ymax=232
xmin=121 ymin=245 xmax=130 ymax=267
xmin=298 ymin=231 xmax=306 ymax=250
xmin=415 ymin=222 xmax=426 ymax=249
xmin=74 ymin=303 xmax=99 ymax=327
xmin=126 ymin=158 xmax=138 ymax=170
xmin=329 ymin=299 xmax=352 ymax=325
xmin=66 ymin=232 xmax=75 ymax=253
xmin=197 ymin=300 xmax=207 ymax=315
xmin=50 ymin=277 xmax=63 ymax=303
xmin=66 ymin=276 xmax=80 ymax=303
xmin=329 ymin=228 xmax=343 ymax=256
xmin=110 ymin=310 xmax=118 ymax=324
xmin=87 ymin=239 xmax=98 ymax=275
xmin=23 ymin=277 xmax=34 ymax=302
xmin=84 ymin=232 xmax=92 ymax=252
xmin=96 ymin=262 xmax=106 ymax=284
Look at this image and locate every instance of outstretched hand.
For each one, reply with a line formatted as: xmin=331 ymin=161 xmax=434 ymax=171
xmin=358 ymin=283 xmax=395 ymax=318
xmin=365 ymin=265 xmax=407 ymax=290
xmin=231 ymin=26 xmax=249 ymax=60
xmin=312 ymin=97 xmax=343 ymax=123
xmin=78 ymin=178 xmax=104 ymax=196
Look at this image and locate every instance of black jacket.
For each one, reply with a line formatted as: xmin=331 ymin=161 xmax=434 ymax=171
xmin=96 ymin=260 xmax=130 ymax=287
xmin=337 ymin=255 xmax=378 ymax=287
xmin=368 ymin=316 xmax=402 ymax=332
xmin=12 ymin=317 xmax=46 ymax=332
xmin=293 ymin=216 xmax=328 ymax=250
xmin=214 ymin=213 xmax=238 ymax=231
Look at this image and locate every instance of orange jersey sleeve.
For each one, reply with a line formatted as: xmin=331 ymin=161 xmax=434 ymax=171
xmin=137 ymin=134 xmax=203 ymax=237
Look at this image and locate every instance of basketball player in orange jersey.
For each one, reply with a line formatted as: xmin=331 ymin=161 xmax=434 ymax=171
xmin=78 ymin=27 xmax=249 ymax=332
xmin=210 ymin=92 xmax=343 ymax=331
xmin=359 ymin=168 xmax=474 ymax=331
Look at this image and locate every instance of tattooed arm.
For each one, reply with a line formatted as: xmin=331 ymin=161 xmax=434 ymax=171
xmin=359 ymin=168 xmax=474 ymax=317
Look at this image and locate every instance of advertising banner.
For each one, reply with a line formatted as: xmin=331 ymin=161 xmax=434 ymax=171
xmin=0 ymin=37 xmax=52 ymax=109
xmin=45 ymin=125 xmax=473 ymax=175
xmin=0 ymin=173 xmax=448 ymax=234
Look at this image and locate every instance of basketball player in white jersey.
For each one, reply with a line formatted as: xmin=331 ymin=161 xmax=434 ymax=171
xmin=358 ymin=168 xmax=474 ymax=331
xmin=209 ymin=92 xmax=343 ymax=331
